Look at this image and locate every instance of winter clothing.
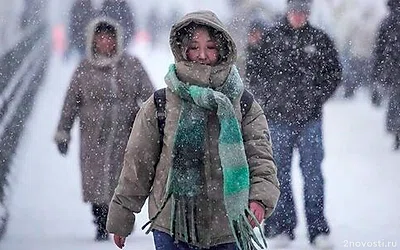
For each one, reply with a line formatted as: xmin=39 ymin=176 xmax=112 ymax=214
xmin=56 ymin=140 xmax=68 ymax=155
xmin=107 ymin=10 xmax=279 ymax=249
xmin=335 ymin=2 xmax=382 ymax=98
xmin=373 ymin=1 xmax=400 ymax=135
xmin=54 ymin=17 xmax=154 ymax=205
xmin=145 ymin=64 xmax=261 ymax=247
xmin=68 ymin=0 xmax=96 ymax=57
xmin=246 ymin=17 xmax=341 ymax=124
xmin=246 ymin=16 xmax=340 ymax=243
xmin=101 ymin=0 xmax=135 ymax=48
xmin=92 ymin=203 xmax=109 ymax=241
xmin=264 ymin=120 xmax=329 ymax=243
xmin=373 ymin=2 xmax=400 ymax=89
xmin=153 ymin=230 xmax=239 ymax=250
xmin=226 ymin=0 xmax=275 ymax=77
xmin=386 ymin=95 xmax=400 ymax=135
xmin=388 ymin=0 xmax=400 ymax=11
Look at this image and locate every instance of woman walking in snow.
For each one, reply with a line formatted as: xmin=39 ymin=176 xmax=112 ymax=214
xmin=54 ymin=17 xmax=154 ymax=241
xmin=106 ymin=10 xmax=280 ymax=250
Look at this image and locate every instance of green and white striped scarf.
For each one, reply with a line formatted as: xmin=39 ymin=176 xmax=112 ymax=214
xmin=144 ymin=64 xmax=266 ymax=250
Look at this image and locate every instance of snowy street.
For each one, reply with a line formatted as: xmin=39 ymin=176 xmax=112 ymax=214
xmin=0 ymin=44 xmax=399 ymax=250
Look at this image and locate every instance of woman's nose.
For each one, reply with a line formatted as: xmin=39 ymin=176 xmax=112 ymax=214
xmin=198 ymin=49 xmax=206 ymax=60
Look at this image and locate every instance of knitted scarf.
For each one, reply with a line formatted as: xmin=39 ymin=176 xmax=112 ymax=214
xmin=143 ymin=64 xmax=266 ymax=250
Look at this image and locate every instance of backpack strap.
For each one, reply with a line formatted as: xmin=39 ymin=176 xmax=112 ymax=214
xmin=240 ymin=89 xmax=254 ymax=117
xmin=154 ymin=88 xmax=254 ymax=142
xmin=154 ymin=88 xmax=166 ymax=144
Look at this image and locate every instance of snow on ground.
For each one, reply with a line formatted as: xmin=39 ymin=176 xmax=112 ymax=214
xmin=0 ymin=44 xmax=399 ymax=250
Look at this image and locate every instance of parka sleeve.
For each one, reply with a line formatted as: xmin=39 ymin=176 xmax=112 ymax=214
xmin=242 ymin=100 xmax=280 ymax=218
xmin=106 ymin=95 xmax=161 ymax=237
xmin=54 ymin=64 xmax=83 ymax=143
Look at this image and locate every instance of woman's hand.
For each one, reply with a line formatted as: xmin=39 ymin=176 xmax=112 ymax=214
xmin=248 ymin=201 xmax=265 ymax=228
xmin=113 ymin=234 xmax=126 ymax=249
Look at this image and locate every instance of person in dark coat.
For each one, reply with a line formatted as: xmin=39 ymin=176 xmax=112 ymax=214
xmin=246 ymin=0 xmax=341 ymax=248
xmin=101 ymin=0 xmax=135 ymax=48
xmin=54 ymin=17 xmax=154 ymax=242
xmin=67 ymin=0 xmax=96 ymax=58
xmin=372 ymin=0 xmax=400 ymax=149
xmin=245 ymin=18 xmax=269 ymax=90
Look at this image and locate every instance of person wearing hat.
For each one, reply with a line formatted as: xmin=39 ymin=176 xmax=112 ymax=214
xmin=246 ymin=0 xmax=342 ymax=248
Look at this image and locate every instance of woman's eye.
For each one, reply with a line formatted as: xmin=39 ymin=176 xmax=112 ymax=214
xmin=208 ymin=46 xmax=217 ymax=50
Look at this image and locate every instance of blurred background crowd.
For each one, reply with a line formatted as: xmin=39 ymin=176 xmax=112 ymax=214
xmin=0 ymin=0 xmax=390 ymax=101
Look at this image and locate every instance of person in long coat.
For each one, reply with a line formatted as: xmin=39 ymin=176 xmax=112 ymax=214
xmin=106 ymin=10 xmax=280 ymax=250
xmin=54 ymin=16 xmax=154 ymax=241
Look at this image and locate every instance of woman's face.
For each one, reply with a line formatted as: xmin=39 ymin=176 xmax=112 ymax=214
xmin=93 ymin=32 xmax=117 ymax=57
xmin=186 ymin=27 xmax=219 ymax=66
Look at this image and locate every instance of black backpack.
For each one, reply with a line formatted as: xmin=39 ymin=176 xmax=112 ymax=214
xmin=154 ymin=88 xmax=254 ymax=145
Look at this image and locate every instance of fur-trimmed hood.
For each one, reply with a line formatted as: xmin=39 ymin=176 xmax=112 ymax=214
xmin=85 ymin=17 xmax=124 ymax=67
xmin=169 ymin=10 xmax=237 ymax=66
xmin=168 ymin=10 xmax=238 ymax=89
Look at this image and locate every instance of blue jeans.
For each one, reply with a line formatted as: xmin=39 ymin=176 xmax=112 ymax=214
xmin=264 ymin=119 xmax=330 ymax=242
xmin=153 ymin=230 xmax=238 ymax=250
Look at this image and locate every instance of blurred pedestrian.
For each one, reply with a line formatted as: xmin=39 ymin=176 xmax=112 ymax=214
xmin=334 ymin=1 xmax=381 ymax=99
xmin=106 ymin=10 xmax=280 ymax=250
xmin=372 ymin=0 xmax=400 ymax=149
xmin=101 ymin=0 xmax=135 ymax=48
xmin=245 ymin=18 xmax=268 ymax=94
xmin=66 ymin=0 xmax=96 ymax=59
xmin=246 ymin=0 xmax=342 ymax=248
xmin=54 ymin=17 xmax=154 ymax=241
xmin=227 ymin=0 xmax=275 ymax=77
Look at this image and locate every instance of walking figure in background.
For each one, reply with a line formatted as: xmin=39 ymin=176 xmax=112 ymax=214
xmin=372 ymin=0 xmax=400 ymax=149
xmin=227 ymin=0 xmax=275 ymax=77
xmin=54 ymin=17 xmax=154 ymax=241
xmin=101 ymin=0 xmax=135 ymax=49
xmin=246 ymin=0 xmax=342 ymax=248
xmin=245 ymin=18 xmax=268 ymax=93
xmin=67 ymin=0 xmax=96 ymax=59
xmin=106 ymin=10 xmax=280 ymax=250
xmin=337 ymin=3 xmax=379 ymax=99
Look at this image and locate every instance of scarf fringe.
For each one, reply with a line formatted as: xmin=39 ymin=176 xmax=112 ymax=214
xmin=229 ymin=208 xmax=268 ymax=250
xmin=143 ymin=197 xmax=269 ymax=250
xmin=171 ymin=197 xmax=198 ymax=242
xmin=142 ymin=194 xmax=199 ymax=244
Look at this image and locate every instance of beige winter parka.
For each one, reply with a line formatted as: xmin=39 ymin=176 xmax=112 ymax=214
xmin=106 ymin=11 xmax=279 ymax=248
xmin=54 ymin=17 xmax=154 ymax=205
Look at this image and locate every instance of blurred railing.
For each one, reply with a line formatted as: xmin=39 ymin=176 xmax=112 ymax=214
xmin=0 ymin=22 xmax=50 ymax=240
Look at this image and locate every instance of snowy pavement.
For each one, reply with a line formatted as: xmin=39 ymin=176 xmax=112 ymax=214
xmin=1 ymin=46 xmax=399 ymax=250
